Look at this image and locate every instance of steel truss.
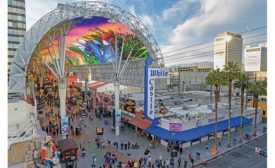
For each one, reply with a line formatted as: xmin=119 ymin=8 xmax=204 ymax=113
xmin=70 ymin=59 xmax=165 ymax=88
xmin=8 ymin=1 xmax=164 ymax=94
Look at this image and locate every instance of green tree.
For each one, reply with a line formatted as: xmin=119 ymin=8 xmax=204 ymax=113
xmin=234 ymin=72 xmax=251 ymax=143
xmin=248 ymin=77 xmax=267 ymax=136
xmin=223 ymin=61 xmax=241 ymax=147
xmin=206 ymin=69 xmax=226 ymax=146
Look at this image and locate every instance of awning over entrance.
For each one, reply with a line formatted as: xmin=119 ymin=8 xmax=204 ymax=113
xmin=145 ymin=116 xmax=252 ymax=142
xmin=88 ymin=82 xmax=107 ymax=90
xmin=127 ymin=117 xmax=152 ymax=130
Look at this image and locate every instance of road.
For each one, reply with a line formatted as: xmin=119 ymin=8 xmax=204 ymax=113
xmin=206 ymin=135 xmax=267 ymax=168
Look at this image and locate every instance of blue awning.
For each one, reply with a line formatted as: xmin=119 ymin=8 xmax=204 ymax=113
xmin=145 ymin=116 xmax=252 ymax=142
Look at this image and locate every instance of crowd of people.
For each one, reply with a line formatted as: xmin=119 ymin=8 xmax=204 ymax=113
xmin=98 ymin=154 xmax=195 ymax=168
xmin=36 ymin=86 xmax=199 ymax=168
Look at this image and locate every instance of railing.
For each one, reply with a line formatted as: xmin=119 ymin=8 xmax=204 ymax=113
xmin=8 ymin=94 xmax=37 ymax=149
xmin=8 ymin=124 xmax=34 ymax=149
xmin=8 ymin=118 xmax=32 ymax=136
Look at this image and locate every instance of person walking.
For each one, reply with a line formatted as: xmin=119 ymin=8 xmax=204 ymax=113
xmin=125 ymin=143 xmax=127 ymax=150
xmin=128 ymin=141 xmax=131 ymax=150
xmin=205 ymin=143 xmax=208 ymax=151
xmin=120 ymin=142 xmax=124 ymax=150
xmin=177 ymin=157 xmax=181 ymax=167
xmin=190 ymin=158 xmax=194 ymax=167
xmin=179 ymin=143 xmax=183 ymax=155
xmin=183 ymin=160 xmax=187 ymax=168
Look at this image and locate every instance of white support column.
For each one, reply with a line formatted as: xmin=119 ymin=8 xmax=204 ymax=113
xmin=114 ymin=81 xmax=120 ymax=136
xmin=58 ymin=78 xmax=67 ymax=117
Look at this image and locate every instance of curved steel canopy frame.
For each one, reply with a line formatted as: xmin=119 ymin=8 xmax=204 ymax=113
xmin=8 ymin=1 xmax=164 ymax=93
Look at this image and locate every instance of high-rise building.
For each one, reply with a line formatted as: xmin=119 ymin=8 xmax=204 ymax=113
xmin=8 ymin=0 xmax=26 ymax=74
xmin=244 ymin=44 xmax=267 ymax=72
xmin=214 ymin=32 xmax=243 ymax=69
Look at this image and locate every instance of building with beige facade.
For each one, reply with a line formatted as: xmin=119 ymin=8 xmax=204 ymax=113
xmin=214 ymin=32 xmax=243 ymax=69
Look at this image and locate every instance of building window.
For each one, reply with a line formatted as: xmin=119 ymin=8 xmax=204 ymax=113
xmin=8 ymin=0 xmax=13 ymax=5
xmin=8 ymin=22 xmax=13 ymax=27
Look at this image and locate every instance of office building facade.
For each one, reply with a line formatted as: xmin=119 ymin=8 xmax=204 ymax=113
xmin=244 ymin=44 xmax=267 ymax=72
xmin=214 ymin=32 xmax=243 ymax=69
xmin=8 ymin=0 xmax=26 ymax=74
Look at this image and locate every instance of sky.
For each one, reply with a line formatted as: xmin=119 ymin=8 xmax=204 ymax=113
xmin=25 ymin=0 xmax=267 ymax=66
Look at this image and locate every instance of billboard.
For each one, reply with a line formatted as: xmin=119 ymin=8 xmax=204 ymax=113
xmin=124 ymin=99 xmax=136 ymax=113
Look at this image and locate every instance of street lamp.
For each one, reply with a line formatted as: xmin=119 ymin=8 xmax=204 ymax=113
xmin=224 ymin=35 xmax=232 ymax=66
xmin=91 ymin=154 xmax=96 ymax=168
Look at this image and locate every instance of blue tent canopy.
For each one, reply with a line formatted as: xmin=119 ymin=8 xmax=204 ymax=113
xmin=145 ymin=116 xmax=252 ymax=142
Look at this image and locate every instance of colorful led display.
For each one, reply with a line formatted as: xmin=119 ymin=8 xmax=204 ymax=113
xmin=30 ymin=16 xmax=148 ymax=68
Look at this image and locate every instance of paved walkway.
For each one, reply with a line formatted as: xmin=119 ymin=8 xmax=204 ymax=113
xmin=50 ymin=104 xmax=267 ymax=168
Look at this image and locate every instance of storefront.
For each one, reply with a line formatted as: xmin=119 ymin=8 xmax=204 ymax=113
xmin=145 ymin=116 xmax=252 ymax=148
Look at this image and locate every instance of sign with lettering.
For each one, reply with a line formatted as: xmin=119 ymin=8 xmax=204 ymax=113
xmin=61 ymin=116 xmax=69 ymax=136
xmin=115 ymin=110 xmax=121 ymax=126
xmin=147 ymin=68 xmax=169 ymax=119
xmin=148 ymin=78 xmax=155 ymax=119
xmin=125 ymin=99 xmax=136 ymax=114
xmin=169 ymin=123 xmax=182 ymax=132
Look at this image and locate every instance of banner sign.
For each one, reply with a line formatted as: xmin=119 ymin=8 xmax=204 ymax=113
xmin=124 ymin=99 xmax=136 ymax=114
xmin=148 ymin=78 xmax=155 ymax=119
xmin=115 ymin=110 xmax=121 ymax=126
xmin=61 ymin=116 xmax=69 ymax=136
xmin=147 ymin=68 xmax=169 ymax=119
xmin=119 ymin=97 xmax=126 ymax=103
xmin=169 ymin=123 xmax=182 ymax=132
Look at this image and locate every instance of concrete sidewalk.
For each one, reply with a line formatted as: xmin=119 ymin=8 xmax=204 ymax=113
xmin=51 ymin=105 xmax=267 ymax=167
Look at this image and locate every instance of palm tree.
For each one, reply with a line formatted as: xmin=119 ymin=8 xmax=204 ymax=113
xmin=210 ymin=84 xmax=213 ymax=102
xmin=248 ymin=77 xmax=267 ymax=136
xmin=234 ymin=73 xmax=251 ymax=143
xmin=223 ymin=61 xmax=241 ymax=147
xmin=206 ymin=69 xmax=226 ymax=147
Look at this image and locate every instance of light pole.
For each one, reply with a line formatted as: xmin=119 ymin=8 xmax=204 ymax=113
xmin=224 ymin=35 xmax=232 ymax=148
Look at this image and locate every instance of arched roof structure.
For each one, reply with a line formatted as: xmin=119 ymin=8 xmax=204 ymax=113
xmin=9 ymin=1 xmax=164 ymax=93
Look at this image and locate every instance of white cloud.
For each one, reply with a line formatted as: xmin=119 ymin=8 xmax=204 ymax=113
xmin=25 ymin=0 xmax=57 ymax=30
xmin=162 ymin=0 xmax=200 ymax=21
xmin=140 ymin=15 xmax=154 ymax=28
xmin=161 ymin=0 xmax=266 ymax=65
